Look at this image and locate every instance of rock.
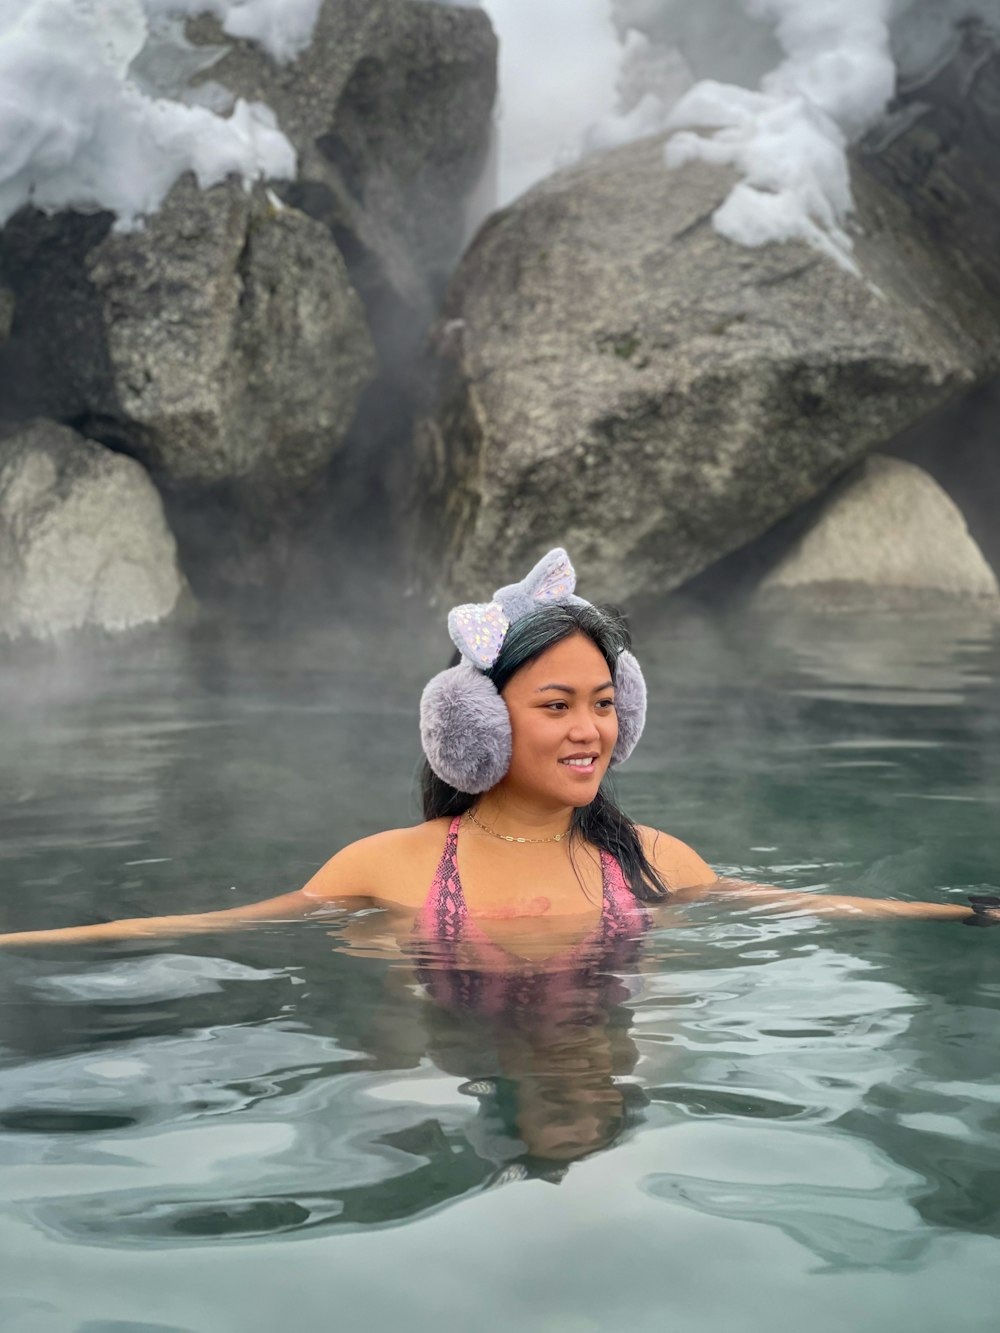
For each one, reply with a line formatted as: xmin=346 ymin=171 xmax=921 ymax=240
xmin=0 ymin=0 xmax=496 ymax=595
xmin=412 ymin=131 xmax=1000 ymax=604
xmin=858 ymin=20 xmax=1000 ymax=314
xmin=752 ymin=455 xmax=1000 ymax=608
xmin=0 ymin=176 xmax=376 ymax=501
xmin=887 ymin=378 xmax=1000 ymax=582
xmin=0 ymin=420 xmax=188 ymax=641
xmin=0 ymin=288 xmax=12 ymax=342
xmin=185 ymin=0 xmax=498 ymax=363
xmin=853 ymin=20 xmax=1000 ymax=585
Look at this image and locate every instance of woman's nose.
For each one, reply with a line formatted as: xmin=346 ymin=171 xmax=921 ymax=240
xmin=567 ymin=711 xmax=600 ymax=740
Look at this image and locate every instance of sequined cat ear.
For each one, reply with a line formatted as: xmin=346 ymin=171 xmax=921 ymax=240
xmin=493 ymin=547 xmax=579 ymax=622
xmin=526 ymin=547 xmax=577 ymax=603
xmin=448 ymin=600 xmax=511 ymax=668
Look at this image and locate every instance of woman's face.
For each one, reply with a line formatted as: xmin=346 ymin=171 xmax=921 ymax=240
xmin=498 ymin=632 xmax=619 ymax=808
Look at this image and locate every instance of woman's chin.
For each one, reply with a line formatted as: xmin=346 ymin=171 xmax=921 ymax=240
xmin=556 ymin=773 xmax=605 ymax=805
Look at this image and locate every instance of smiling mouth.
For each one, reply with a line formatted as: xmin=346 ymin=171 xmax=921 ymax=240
xmin=559 ymin=755 xmax=598 ymax=769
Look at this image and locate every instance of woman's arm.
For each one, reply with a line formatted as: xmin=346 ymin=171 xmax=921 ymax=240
xmin=0 ymin=889 xmax=320 ymax=948
xmin=640 ymin=827 xmax=997 ymax=925
xmin=0 ymin=837 xmax=383 ymax=949
xmin=684 ymin=878 xmax=993 ymax=924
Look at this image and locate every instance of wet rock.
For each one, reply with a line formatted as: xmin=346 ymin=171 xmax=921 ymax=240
xmin=186 ymin=0 xmax=498 ymax=363
xmin=0 ymin=420 xmax=188 ymax=641
xmin=858 ymin=19 xmax=1000 ymax=312
xmin=752 ymin=455 xmax=1000 ymax=609
xmin=0 ymin=176 xmax=375 ymax=500
xmin=888 ymin=377 xmax=1000 ymax=582
xmin=413 ymin=131 xmax=1000 ymax=603
xmin=854 ymin=19 xmax=1000 ymax=585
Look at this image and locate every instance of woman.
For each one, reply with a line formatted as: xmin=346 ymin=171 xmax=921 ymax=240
xmin=0 ymin=547 xmax=996 ymax=950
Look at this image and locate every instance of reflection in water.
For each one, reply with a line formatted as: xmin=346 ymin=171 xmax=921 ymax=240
xmin=4 ymin=926 xmax=651 ymax=1244
xmin=414 ymin=929 xmax=649 ymax=1177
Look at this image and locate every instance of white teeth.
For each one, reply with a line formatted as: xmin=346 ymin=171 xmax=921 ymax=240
xmin=562 ymin=758 xmax=595 ymax=766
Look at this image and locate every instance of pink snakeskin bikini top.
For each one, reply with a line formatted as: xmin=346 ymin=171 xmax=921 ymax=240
xmin=412 ymin=815 xmax=650 ymax=1016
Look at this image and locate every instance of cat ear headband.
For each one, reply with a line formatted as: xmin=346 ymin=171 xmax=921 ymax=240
xmin=419 ymin=548 xmax=646 ymax=793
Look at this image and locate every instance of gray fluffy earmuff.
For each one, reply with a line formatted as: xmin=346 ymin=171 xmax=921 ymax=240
xmin=611 ymin=649 xmax=646 ymax=764
xmin=420 ymin=648 xmax=647 ymax=795
xmin=420 ymin=663 xmax=513 ymax=795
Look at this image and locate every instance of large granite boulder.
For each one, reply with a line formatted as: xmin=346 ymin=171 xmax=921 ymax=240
xmin=0 ymin=176 xmax=375 ymax=502
xmin=752 ymin=455 xmax=1000 ymax=609
xmin=185 ymin=0 xmax=498 ymax=363
xmin=412 ymin=129 xmax=1000 ymax=603
xmin=0 ymin=420 xmax=187 ymax=641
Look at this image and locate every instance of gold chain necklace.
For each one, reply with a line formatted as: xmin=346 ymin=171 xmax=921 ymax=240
xmin=465 ymin=807 xmax=570 ymax=844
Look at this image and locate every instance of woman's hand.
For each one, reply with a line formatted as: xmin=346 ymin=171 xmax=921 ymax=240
xmin=964 ymin=895 xmax=1000 ymax=927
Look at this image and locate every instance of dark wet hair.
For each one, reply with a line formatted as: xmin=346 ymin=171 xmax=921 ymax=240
xmin=420 ymin=602 xmax=669 ymax=903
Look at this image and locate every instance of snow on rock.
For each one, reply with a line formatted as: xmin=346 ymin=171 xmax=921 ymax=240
xmin=431 ymin=0 xmax=1000 ymax=261
xmin=145 ymin=0 xmax=323 ymax=63
xmin=664 ymin=1 xmax=897 ymax=270
xmin=622 ymin=1 xmax=1000 ymax=268
xmin=0 ymin=0 xmax=303 ymax=231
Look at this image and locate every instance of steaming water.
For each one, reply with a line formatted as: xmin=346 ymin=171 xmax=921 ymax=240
xmin=1 ymin=606 xmax=999 ymax=1333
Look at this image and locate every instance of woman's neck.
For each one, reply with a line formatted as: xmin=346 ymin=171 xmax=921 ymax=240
xmin=471 ymin=790 xmax=575 ymax=841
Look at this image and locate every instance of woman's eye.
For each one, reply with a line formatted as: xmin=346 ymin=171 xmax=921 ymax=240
xmin=542 ymin=698 xmax=614 ymax=713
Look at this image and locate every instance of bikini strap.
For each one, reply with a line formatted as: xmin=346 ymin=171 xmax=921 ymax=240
xmin=420 ymin=815 xmax=467 ymax=940
xmin=600 ymin=849 xmax=650 ymax=932
xmin=446 ymin=813 xmax=462 ymax=848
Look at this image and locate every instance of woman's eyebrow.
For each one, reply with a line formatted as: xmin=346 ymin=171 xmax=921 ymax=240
xmin=535 ymin=680 xmax=615 ymax=694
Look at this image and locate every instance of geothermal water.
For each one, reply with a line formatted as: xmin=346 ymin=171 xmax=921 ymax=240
xmin=0 ymin=607 xmax=999 ymax=1332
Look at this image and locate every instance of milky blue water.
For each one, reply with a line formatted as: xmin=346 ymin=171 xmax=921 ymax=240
xmin=0 ymin=605 xmax=998 ymax=1333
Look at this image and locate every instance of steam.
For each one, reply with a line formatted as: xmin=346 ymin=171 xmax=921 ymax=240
xmin=442 ymin=0 xmax=1000 ymax=265
xmin=2 ymin=2 xmax=996 ymax=245
xmin=474 ymin=0 xmax=623 ymax=204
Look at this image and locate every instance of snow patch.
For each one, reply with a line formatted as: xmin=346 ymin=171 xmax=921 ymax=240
xmin=145 ymin=0 xmax=324 ymax=64
xmin=0 ymin=0 xmax=319 ymax=231
xmin=664 ymin=1 xmax=897 ymax=271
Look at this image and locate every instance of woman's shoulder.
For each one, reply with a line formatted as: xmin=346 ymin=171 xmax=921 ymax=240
xmin=634 ymin=824 xmax=717 ymax=891
xmin=300 ymin=819 xmax=452 ymax=906
xmin=357 ymin=817 xmax=454 ymax=854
